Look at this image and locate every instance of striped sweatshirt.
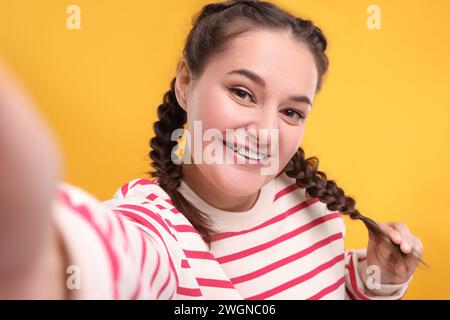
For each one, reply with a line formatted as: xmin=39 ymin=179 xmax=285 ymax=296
xmin=53 ymin=171 xmax=413 ymax=299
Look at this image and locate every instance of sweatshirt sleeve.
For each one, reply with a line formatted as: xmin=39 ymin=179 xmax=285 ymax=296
xmin=52 ymin=180 xmax=179 ymax=299
xmin=344 ymin=248 xmax=413 ymax=300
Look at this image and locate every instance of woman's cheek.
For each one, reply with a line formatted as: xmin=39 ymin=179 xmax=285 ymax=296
xmin=279 ymin=126 xmax=304 ymax=167
xmin=198 ymin=92 xmax=240 ymax=130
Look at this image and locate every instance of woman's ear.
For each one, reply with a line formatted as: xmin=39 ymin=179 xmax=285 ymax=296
xmin=174 ymin=58 xmax=192 ymax=111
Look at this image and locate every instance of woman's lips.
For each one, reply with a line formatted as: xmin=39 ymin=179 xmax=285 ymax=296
xmin=221 ymin=139 xmax=272 ymax=157
xmin=220 ymin=139 xmax=271 ymax=167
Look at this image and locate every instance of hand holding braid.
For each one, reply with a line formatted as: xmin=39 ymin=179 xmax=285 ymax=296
xmin=284 ymin=147 xmax=426 ymax=285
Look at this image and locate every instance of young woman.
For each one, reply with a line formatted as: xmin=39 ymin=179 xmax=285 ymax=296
xmin=0 ymin=0 xmax=423 ymax=299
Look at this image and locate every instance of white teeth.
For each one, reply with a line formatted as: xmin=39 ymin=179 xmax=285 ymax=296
xmin=226 ymin=142 xmax=235 ymax=150
xmin=237 ymin=148 xmax=266 ymax=160
xmin=224 ymin=141 xmax=268 ymax=160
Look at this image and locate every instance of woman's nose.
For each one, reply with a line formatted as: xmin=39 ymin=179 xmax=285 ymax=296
xmin=245 ymin=107 xmax=279 ymax=152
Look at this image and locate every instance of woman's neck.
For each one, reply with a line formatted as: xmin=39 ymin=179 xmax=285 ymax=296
xmin=180 ymin=164 xmax=260 ymax=212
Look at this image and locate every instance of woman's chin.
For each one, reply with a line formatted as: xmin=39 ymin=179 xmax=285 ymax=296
xmin=206 ymin=163 xmax=270 ymax=195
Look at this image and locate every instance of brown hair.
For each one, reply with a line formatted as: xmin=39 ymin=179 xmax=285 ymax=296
xmin=148 ymin=0 xmax=424 ymax=274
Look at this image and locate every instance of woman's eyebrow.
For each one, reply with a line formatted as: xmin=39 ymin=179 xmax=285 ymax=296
xmin=227 ymin=68 xmax=267 ymax=88
xmin=226 ymin=68 xmax=312 ymax=105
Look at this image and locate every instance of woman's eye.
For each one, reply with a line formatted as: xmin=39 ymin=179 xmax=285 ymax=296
xmin=281 ymin=108 xmax=305 ymax=121
xmin=229 ymin=87 xmax=254 ymax=103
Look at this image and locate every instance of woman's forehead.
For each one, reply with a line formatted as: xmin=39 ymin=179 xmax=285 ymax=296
xmin=202 ymin=29 xmax=318 ymax=97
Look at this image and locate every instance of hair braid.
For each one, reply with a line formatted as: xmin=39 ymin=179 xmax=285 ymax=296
xmin=148 ymin=77 xmax=217 ymax=247
xmin=284 ymin=147 xmax=425 ymax=270
xmin=148 ymin=77 xmax=186 ymax=189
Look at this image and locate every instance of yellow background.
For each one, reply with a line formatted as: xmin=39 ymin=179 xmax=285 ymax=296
xmin=1 ymin=0 xmax=449 ymax=299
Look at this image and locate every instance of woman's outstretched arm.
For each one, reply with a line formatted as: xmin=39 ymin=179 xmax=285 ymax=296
xmin=0 ymin=57 xmax=177 ymax=299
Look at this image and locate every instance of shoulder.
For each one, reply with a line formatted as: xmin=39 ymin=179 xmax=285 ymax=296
xmin=107 ymin=178 xmax=181 ymax=214
xmin=103 ymin=178 xmax=195 ymax=236
xmin=55 ymin=178 xmax=171 ymax=212
xmin=56 ymin=181 xmax=105 ymax=210
xmin=112 ymin=178 xmax=171 ymax=201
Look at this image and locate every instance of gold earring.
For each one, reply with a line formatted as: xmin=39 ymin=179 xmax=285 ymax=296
xmin=174 ymin=125 xmax=188 ymax=159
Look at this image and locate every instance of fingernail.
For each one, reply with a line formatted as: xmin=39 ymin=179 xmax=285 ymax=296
xmin=403 ymin=243 xmax=411 ymax=252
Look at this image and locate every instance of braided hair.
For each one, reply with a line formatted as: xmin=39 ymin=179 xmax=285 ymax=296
xmin=148 ymin=0 xmax=424 ymax=273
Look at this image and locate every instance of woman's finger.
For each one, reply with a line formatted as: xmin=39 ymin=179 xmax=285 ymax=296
xmin=400 ymin=236 xmax=414 ymax=254
xmin=412 ymin=236 xmax=424 ymax=257
xmin=377 ymin=222 xmax=402 ymax=245
xmin=387 ymin=222 xmax=414 ymax=253
xmin=390 ymin=221 xmax=411 ymax=237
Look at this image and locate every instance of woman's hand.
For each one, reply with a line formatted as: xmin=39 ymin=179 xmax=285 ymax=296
xmin=0 ymin=55 xmax=67 ymax=298
xmin=365 ymin=221 xmax=423 ymax=285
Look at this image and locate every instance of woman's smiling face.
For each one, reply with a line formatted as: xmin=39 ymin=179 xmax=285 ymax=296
xmin=175 ymin=28 xmax=319 ymax=198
